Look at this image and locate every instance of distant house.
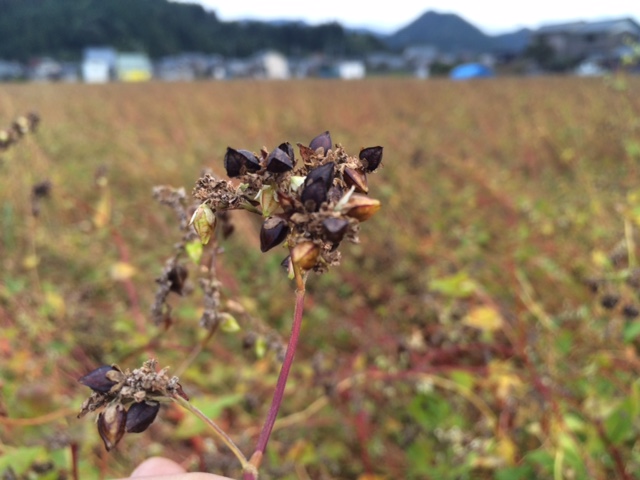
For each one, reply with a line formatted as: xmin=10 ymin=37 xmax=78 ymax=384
xmin=531 ymin=18 xmax=640 ymax=64
xmin=82 ymin=47 xmax=116 ymax=83
xmin=365 ymin=52 xmax=407 ymax=73
xmin=0 ymin=60 xmax=24 ymax=81
xmin=253 ymin=51 xmax=290 ymax=79
xmin=156 ymin=53 xmax=226 ymax=81
xmin=29 ymin=57 xmax=62 ymax=82
xmin=115 ymin=53 xmax=152 ymax=82
xmin=336 ymin=60 xmax=366 ymax=79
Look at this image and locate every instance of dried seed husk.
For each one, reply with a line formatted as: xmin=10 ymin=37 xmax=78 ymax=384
xmin=359 ymin=146 xmax=383 ymax=172
xmin=291 ymin=242 xmax=320 ymax=270
xmin=167 ymin=265 xmax=188 ymax=295
xmin=343 ymin=195 xmax=381 ymax=222
xmin=343 ymin=167 xmax=368 ymax=193
xmin=98 ymin=404 xmax=127 ymax=451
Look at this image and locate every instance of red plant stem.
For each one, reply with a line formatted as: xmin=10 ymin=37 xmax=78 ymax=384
xmin=70 ymin=442 xmax=79 ymax=480
xmin=244 ymin=282 xmax=306 ymax=479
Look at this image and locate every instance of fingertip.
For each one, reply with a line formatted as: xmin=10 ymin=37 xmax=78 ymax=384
xmin=130 ymin=457 xmax=187 ymax=477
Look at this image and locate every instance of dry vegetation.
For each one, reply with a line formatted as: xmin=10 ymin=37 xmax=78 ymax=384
xmin=1 ymin=76 xmax=640 ymax=479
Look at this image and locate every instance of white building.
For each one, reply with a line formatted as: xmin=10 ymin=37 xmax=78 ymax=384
xmin=336 ymin=60 xmax=366 ymax=79
xmin=82 ymin=47 xmax=116 ymax=83
xmin=254 ymin=51 xmax=290 ymax=79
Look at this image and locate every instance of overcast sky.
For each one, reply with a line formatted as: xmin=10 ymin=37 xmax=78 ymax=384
xmin=171 ymin=1 xmax=640 ymax=34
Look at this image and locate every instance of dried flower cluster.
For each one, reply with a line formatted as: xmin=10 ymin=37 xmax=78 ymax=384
xmin=78 ymin=359 xmax=186 ymax=451
xmin=192 ymin=131 xmax=383 ymax=273
xmin=0 ymin=112 xmax=40 ymax=152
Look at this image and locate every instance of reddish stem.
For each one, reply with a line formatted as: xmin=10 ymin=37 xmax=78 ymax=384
xmin=244 ymin=282 xmax=306 ymax=479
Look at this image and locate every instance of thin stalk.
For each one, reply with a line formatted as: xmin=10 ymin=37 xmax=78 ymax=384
xmin=171 ymin=394 xmax=249 ymax=471
xmin=245 ymin=265 xmax=307 ymax=478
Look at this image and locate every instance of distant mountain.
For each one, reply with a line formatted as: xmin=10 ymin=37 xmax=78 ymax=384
xmin=386 ymin=10 xmax=496 ymax=53
xmin=494 ymin=28 xmax=532 ymax=54
xmin=384 ymin=10 xmax=532 ymax=55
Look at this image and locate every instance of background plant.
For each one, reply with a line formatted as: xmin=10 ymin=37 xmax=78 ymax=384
xmin=1 ymin=77 xmax=640 ymax=479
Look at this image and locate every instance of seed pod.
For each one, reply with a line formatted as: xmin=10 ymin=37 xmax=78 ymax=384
xmin=79 ymin=365 xmax=119 ymax=393
xmin=291 ymin=242 xmax=320 ymax=270
xmin=0 ymin=130 xmax=12 ymax=149
xmin=260 ymin=217 xmax=289 ymax=252
xmin=189 ymin=203 xmax=216 ymax=245
xmin=98 ymin=404 xmax=127 ymax=451
xmin=167 ymin=264 xmax=188 ymax=295
xmin=301 ymin=162 xmax=335 ymax=211
xmin=309 ymin=131 xmax=332 ymax=155
xmin=32 ymin=180 xmax=52 ymax=199
xmin=301 ymin=180 xmax=328 ymax=212
xmin=623 ymin=304 xmax=639 ymax=319
xmin=307 ymin=162 xmax=335 ymax=189
xmin=280 ymin=255 xmax=293 ymax=276
xmin=276 ymin=191 xmax=295 ymax=212
xmin=343 ymin=195 xmax=381 ymax=222
xmin=359 ymin=146 xmax=383 ymax=172
xmin=601 ymin=294 xmax=619 ymax=310
xmin=266 ymin=147 xmax=294 ymax=173
xmin=224 ymin=148 xmax=261 ymax=177
xmin=328 ymin=186 xmax=344 ymax=204
xmin=322 ymin=217 xmax=350 ymax=243
xmin=343 ymin=167 xmax=368 ymax=193
xmin=125 ymin=401 xmax=160 ymax=433
xmin=278 ymin=142 xmax=295 ymax=163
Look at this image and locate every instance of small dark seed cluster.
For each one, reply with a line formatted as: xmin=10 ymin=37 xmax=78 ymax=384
xmin=0 ymin=112 xmax=40 ymax=152
xmin=193 ymin=131 xmax=383 ymax=273
xmin=78 ymin=359 xmax=187 ymax=451
xmin=584 ymin=269 xmax=640 ymax=320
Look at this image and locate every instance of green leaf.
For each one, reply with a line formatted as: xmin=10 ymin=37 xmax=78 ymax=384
xmin=623 ymin=322 xmax=640 ymax=343
xmin=0 ymin=446 xmax=47 ymax=475
xmin=495 ymin=465 xmax=534 ymax=480
xmin=185 ymin=240 xmax=203 ymax=264
xmin=430 ymin=271 xmax=477 ymax=298
xmin=255 ymin=337 xmax=267 ymax=359
xmin=219 ymin=313 xmax=241 ymax=333
xmin=605 ymin=400 xmax=634 ymax=444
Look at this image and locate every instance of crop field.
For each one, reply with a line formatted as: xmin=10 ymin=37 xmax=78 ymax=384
xmin=1 ymin=76 xmax=640 ymax=479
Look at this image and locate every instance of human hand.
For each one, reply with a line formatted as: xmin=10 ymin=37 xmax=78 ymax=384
xmin=122 ymin=457 xmax=235 ymax=479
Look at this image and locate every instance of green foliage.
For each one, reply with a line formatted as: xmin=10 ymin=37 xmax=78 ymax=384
xmin=0 ymin=0 xmax=386 ymax=60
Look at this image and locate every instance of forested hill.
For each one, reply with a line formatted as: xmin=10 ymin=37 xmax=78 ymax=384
xmin=0 ymin=0 xmax=386 ymax=60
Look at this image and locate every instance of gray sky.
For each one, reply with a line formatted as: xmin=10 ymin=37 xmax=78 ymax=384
xmin=172 ymin=1 xmax=640 ymax=34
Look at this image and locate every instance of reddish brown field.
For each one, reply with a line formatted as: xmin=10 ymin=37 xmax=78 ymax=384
xmin=2 ymin=76 xmax=640 ymax=479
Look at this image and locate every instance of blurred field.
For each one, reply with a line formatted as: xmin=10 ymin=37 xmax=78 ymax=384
xmin=1 ymin=76 xmax=640 ymax=479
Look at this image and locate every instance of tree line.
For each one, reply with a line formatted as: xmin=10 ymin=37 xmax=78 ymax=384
xmin=0 ymin=0 xmax=387 ymax=60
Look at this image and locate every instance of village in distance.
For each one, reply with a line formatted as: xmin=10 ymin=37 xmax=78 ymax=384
xmin=1 ymin=13 xmax=639 ymax=83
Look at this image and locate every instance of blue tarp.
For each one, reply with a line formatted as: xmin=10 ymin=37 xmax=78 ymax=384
xmin=450 ymin=63 xmax=494 ymax=80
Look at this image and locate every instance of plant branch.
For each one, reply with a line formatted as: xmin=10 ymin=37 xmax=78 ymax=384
xmin=170 ymin=394 xmax=249 ymax=471
xmin=246 ymin=267 xmax=307 ymax=476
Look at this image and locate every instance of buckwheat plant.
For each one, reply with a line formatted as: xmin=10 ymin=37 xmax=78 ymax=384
xmin=78 ymin=131 xmax=383 ymax=479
